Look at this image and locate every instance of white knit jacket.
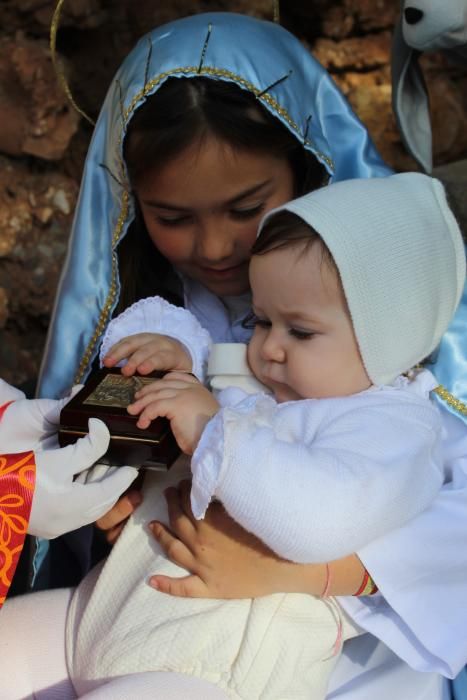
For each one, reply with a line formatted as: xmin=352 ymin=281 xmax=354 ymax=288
xmin=99 ymin=295 xmax=445 ymax=564
xmin=191 ymin=372 xmax=444 ymax=563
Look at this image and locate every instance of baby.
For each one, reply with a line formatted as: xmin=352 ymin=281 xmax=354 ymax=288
xmin=66 ymin=173 xmax=465 ymax=699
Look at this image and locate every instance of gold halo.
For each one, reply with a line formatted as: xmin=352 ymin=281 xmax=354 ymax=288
xmin=50 ymin=0 xmax=96 ymax=126
xmin=273 ymin=0 xmax=281 ymax=23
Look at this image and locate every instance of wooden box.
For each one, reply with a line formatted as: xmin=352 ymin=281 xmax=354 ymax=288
xmin=58 ymin=368 xmax=180 ymax=470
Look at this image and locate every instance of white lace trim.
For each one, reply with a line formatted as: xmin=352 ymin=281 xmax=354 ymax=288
xmin=99 ymin=296 xmax=212 ymax=380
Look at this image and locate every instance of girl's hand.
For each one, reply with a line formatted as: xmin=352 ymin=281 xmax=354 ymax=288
xmin=103 ymin=333 xmax=192 ymax=376
xmin=128 ymin=372 xmax=219 ymax=454
xmin=148 ymin=480 xmax=328 ymax=599
xmin=95 ymin=488 xmax=143 ymax=545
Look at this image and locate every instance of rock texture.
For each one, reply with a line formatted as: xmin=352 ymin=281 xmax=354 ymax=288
xmin=0 ymin=0 xmax=466 ymax=389
xmin=0 ymin=36 xmax=79 ymax=160
xmin=0 ymin=156 xmax=78 ymax=386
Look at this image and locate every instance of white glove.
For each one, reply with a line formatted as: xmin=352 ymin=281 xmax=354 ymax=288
xmin=0 ymin=378 xmax=25 ymax=403
xmin=0 ymin=385 xmax=82 ymax=453
xmin=29 ymin=418 xmax=139 ymax=539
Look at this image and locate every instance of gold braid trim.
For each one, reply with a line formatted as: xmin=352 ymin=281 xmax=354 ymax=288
xmin=75 ymin=64 xmax=335 ymax=381
xmin=433 ymin=385 xmax=467 ymax=416
xmin=74 ymin=191 xmax=130 ymax=383
xmin=50 ymin=0 xmax=96 ymax=126
xmin=121 ymin=66 xmax=335 ymax=172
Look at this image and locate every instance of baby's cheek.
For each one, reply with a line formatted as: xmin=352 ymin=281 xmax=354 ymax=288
xmin=246 ymin=339 xmax=260 ymax=376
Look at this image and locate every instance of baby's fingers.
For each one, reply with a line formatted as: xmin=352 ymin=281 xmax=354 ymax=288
xmin=128 ymin=387 xmax=179 ymax=413
xmin=134 ymin=375 xmax=198 ymax=399
xmin=124 ymin=349 xmax=190 ymax=377
xmin=162 ymin=371 xmax=199 ymax=385
xmin=105 ymin=335 xmax=142 ymax=359
xmin=130 ymin=395 xmax=177 ymax=429
xmin=104 ymin=335 xmax=151 ymax=368
xmin=120 ymin=346 xmax=163 ymax=376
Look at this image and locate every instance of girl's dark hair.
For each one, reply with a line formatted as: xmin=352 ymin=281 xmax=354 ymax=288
xmin=252 ymin=209 xmax=336 ymax=273
xmin=116 ymin=77 xmax=328 ymax=313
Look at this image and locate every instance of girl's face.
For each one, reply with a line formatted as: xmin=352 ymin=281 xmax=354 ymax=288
xmin=247 ymin=244 xmax=371 ymax=402
xmin=134 ymin=135 xmax=295 ymax=297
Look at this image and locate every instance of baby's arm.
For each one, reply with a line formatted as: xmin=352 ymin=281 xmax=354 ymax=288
xmin=99 ymin=296 xmax=212 ymax=380
xmin=189 ymin=390 xmax=444 ymax=563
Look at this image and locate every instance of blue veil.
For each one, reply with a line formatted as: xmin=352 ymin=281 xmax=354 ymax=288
xmin=37 ymin=12 xmax=392 ymax=400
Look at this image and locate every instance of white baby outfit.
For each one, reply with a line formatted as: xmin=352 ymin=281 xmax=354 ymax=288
xmin=66 ymin=295 xmax=444 ymax=699
xmin=190 ymin=371 xmax=443 ymax=563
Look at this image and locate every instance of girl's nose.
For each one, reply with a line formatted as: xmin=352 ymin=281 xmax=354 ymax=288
xmin=196 ymin=219 xmax=234 ymax=262
xmin=261 ymin=329 xmax=286 ymax=363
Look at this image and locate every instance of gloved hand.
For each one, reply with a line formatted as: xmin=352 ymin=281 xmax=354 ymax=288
xmin=0 ymin=384 xmax=82 ymax=453
xmin=29 ymin=418 xmax=139 ymax=539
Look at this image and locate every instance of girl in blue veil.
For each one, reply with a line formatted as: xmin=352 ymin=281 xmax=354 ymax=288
xmin=22 ymin=12 xmax=467 ymax=700
xmin=38 ymin=12 xmax=392 ymax=401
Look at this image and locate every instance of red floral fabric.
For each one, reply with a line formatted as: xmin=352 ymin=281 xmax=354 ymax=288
xmin=0 ymin=401 xmax=36 ymax=607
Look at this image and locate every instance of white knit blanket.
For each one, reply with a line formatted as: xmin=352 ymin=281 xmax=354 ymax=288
xmin=66 ymin=459 xmax=357 ymax=699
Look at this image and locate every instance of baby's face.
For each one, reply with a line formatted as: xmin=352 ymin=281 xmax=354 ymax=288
xmin=247 ymin=244 xmax=371 ymax=402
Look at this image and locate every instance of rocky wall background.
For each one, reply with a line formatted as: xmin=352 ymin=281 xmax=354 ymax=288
xmin=1 ymin=0 xmax=466 ymax=391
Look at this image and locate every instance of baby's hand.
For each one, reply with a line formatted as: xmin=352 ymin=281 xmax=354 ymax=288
xmin=103 ymin=333 xmax=192 ymax=376
xmin=128 ymin=372 xmax=219 ymax=454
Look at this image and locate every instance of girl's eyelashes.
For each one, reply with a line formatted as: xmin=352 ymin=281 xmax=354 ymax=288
xmin=155 ymin=214 xmax=192 ymax=227
xmin=230 ymin=203 xmax=265 ymax=220
xmin=151 ymin=202 xmax=265 ymax=226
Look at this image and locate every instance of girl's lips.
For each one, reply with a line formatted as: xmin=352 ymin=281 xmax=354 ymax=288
xmin=200 ymin=262 xmax=246 ymax=278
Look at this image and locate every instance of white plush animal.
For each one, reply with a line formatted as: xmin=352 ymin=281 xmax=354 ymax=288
xmin=392 ymin=0 xmax=467 ymax=172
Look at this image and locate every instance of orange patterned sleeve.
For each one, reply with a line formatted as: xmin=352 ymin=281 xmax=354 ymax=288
xmin=0 ymin=401 xmax=36 ymax=608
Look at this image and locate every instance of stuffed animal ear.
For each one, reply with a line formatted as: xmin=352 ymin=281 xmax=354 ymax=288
xmin=391 ymin=17 xmax=433 ymax=172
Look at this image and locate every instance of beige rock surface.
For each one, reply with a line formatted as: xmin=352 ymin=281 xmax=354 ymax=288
xmin=0 ymin=156 xmax=77 ymax=387
xmin=0 ymin=36 xmax=79 ymax=160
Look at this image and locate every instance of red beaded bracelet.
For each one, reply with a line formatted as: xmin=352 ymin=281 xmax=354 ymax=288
xmin=354 ymin=570 xmax=378 ymax=596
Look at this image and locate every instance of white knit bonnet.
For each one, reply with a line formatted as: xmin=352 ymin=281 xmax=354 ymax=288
xmin=258 ymin=173 xmax=466 ymax=385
